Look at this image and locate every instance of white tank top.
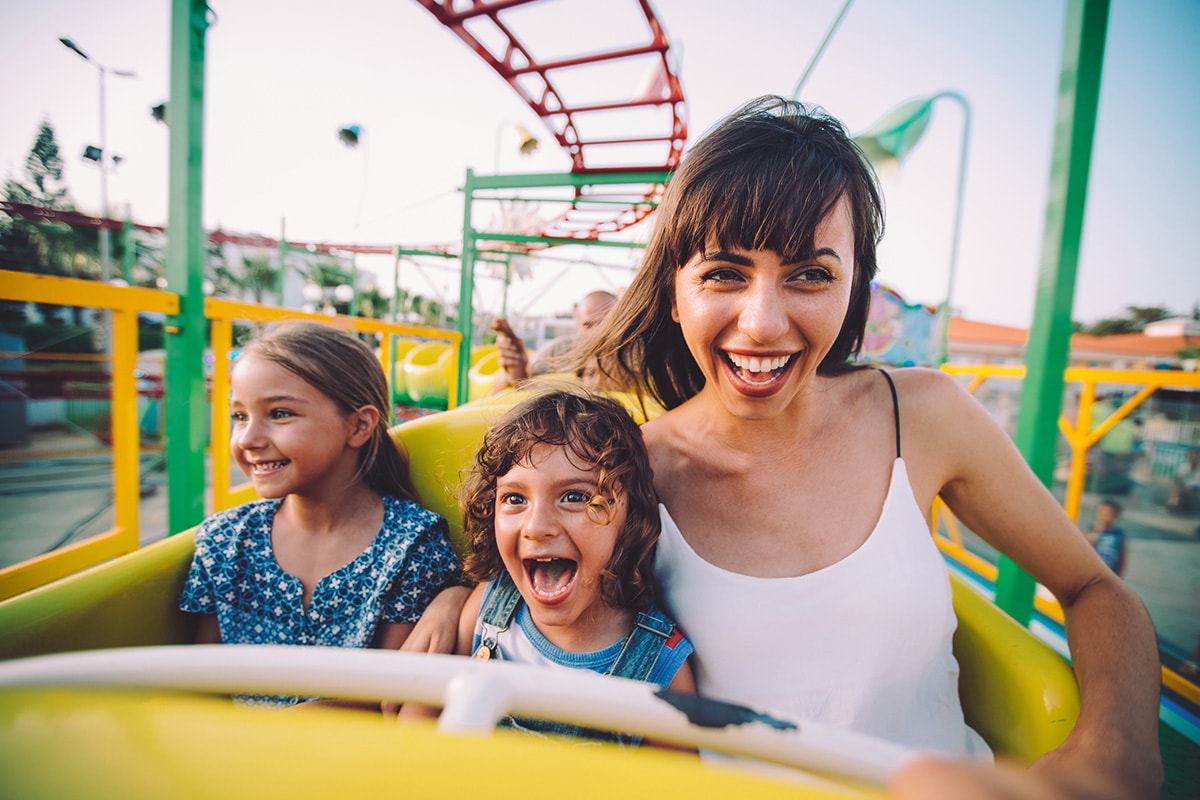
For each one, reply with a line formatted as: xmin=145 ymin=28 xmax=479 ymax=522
xmin=655 ymin=458 xmax=988 ymax=758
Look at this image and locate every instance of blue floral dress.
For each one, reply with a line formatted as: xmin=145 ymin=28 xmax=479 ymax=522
xmin=179 ymin=495 xmax=462 ymax=663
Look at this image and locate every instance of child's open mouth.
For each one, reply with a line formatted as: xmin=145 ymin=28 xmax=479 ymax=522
xmin=524 ymin=557 xmax=578 ymax=604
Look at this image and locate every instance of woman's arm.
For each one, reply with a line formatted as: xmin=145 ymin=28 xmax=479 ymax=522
xmin=397 ymin=585 xmax=486 ymax=721
xmin=905 ymin=370 xmax=1162 ymax=797
xmin=399 ymin=585 xmax=472 ymax=655
xmin=376 ymin=621 xmax=416 ymax=651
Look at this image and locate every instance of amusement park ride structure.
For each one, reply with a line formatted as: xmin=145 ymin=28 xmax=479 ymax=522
xmin=0 ymin=1 xmax=1198 ymax=793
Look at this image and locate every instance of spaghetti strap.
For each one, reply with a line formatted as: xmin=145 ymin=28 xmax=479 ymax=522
xmin=879 ymin=369 xmax=901 ymax=458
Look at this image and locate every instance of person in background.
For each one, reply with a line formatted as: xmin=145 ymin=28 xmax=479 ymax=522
xmin=491 ymin=290 xmax=617 ymax=392
xmin=1083 ymin=499 xmax=1127 ymax=577
xmin=1165 ymin=447 xmax=1200 ymax=513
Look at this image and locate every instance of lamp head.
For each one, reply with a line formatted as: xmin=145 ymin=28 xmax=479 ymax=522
xmin=151 ymin=102 xmax=167 ymax=124
xmin=337 ymin=125 xmax=362 ymax=147
xmin=82 ymin=145 xmax=102 ymax=163
xmin=59 ymin=37 xmax=89 ymax=61
xmin=854 ymin=96 xmax=936 ymax=166
xmin=515 ymin=125 xmax=539 ymax=156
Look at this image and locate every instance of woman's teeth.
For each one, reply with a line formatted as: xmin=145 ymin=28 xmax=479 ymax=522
xmin=726 ymin=353 xmax=790 ymax=374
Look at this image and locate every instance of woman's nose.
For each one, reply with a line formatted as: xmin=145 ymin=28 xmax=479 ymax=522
xmin=738 ymin=281 xmax=789 ymax=343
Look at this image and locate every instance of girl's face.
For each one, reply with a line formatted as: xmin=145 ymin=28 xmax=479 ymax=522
xmin=229 ymin=354 xmax=368 ymax=499
xmin=671 ymin=196 xmax=855 ymax=418
xmin=493 ymin=443 xmax=628 ymax=651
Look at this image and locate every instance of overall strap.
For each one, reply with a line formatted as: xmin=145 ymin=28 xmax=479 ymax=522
xmin=606 ymin=606 xmax=674 ymax=681
xmin=879 ymin=369 xmax=901 ymax=459
xmin=481 ymin=572 xmax=523 ymax=628
xmin=474 ymin=573 xmax=523 ymax=661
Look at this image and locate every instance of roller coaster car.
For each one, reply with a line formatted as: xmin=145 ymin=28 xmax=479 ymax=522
xmin=0 ymin=390 xmax=1080 ymax=798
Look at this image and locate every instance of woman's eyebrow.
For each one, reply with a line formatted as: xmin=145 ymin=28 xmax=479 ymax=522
xmin=700 ymin=249 xmax=752 ymax=266
xmin=785 ymin=247 xmax=843 ymax=265
xmin=700 ymin=247 xmax=843 ymax=265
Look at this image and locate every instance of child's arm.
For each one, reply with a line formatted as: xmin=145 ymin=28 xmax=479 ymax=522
xmin=644 ymin=659 xmax=698 ymax=755
xmin=194 ymin=613 xmax=222 ymax=644
xmin=397 ymin=584 xmax=486 ymax=721
xmin=665 ymin=659 xmax=696 ymax=695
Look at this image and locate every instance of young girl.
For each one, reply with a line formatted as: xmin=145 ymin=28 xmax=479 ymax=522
xmin=178 ymin=321 xmax=463 ymax=705
xmin=441 ymin=388 xmax=695 ymax=745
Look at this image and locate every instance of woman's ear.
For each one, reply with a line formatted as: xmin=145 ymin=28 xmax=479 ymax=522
xmin=348 ymin=405 xmax=380 ymax=447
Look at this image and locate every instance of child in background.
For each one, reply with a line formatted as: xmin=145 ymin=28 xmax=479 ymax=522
xmin=1084 ymin=498 xmax=1127 ymax=577
xmin=412 ymin=388 xmax=695 ymax=746
xmin=178 ymin=321 xmax=463 ymax=705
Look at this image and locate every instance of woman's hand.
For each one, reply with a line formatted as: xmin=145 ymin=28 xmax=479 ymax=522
xmin=891 ymin=754 xmax=1143 ymax=800
xmin=401 ymin=585 xmax=472 ymax=655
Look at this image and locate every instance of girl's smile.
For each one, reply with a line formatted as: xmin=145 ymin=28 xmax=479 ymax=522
xmin=229 ymin=355 xmax=365 ymax=500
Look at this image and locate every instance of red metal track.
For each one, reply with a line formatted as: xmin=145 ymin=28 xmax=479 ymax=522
xmin=3 ymin=3 xmax=687 ymax=254
xmin=412 ymin=0 xmax=687 ymax=241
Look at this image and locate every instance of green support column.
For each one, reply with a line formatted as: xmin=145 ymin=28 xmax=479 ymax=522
xmin=456 ymin=168 xmax=478 ymax=403
xmin=121 ymin=217 xmax=135 ymax=284
xmin=276 ymin=218 xmax=287 ymax=305
xmin=997 ymin=0 xmax=1109 ymax=623
xmin=163 ymin=0 xmax=210 ymax=535
xmin=391 ymin=246 xmax=402 ymax=322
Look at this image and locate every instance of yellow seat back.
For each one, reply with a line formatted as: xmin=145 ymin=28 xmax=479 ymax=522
xmin=0 ymin=388 xmax=1079 ymax=765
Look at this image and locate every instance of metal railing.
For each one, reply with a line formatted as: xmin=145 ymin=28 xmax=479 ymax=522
xmin=0 ymin=271 xmax=459 ymax=600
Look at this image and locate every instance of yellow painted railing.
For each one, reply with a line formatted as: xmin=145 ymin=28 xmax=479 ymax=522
xmin=0 ymin=271 xmax=177 ymax=600
xmin=204 ymin=299 xmax=460 ymax=513
xmin=0 ymin=271 xmax=459 ymax=600
xmin=936 ymin=362 xmax=1200 ymax=706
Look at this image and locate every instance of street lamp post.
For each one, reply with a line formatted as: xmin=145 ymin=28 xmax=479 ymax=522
xmin=59 ymin=37 xmax=136 ymax=285
xmin=854 ymin=91 xmax=972 ymax=365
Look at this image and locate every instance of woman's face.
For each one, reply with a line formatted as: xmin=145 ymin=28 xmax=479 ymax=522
xmin=670 ymin=196 xmax=855 ymax=417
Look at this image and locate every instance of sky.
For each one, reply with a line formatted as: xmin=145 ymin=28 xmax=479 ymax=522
xmin=2 ymin=0 xmax=1198 ymax=330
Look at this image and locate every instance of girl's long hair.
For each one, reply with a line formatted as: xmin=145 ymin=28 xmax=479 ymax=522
xmin=240 ymin=321 xmax=418 ymax=502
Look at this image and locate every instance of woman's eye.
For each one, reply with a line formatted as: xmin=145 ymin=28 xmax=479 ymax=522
xmin=700 ymin=267 xmax=742 ymax=284
xmin=792 ymin=266 xmax=835 ymax=284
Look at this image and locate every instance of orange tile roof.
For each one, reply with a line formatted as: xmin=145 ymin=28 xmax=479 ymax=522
xmin=948 ymin=318 xmax=1198 ymax=360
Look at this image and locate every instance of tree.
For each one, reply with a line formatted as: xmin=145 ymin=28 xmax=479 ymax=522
xmin=0 ymin=121 xmax=99 ymax=333
xmin=239 ymin=253 xmax=278 ymax=304
xmin=1077 ymin=305 xmax=1172 ymax=336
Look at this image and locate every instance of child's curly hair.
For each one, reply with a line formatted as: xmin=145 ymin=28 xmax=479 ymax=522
xmin=461 ymin=387 xmax=661 ymax=611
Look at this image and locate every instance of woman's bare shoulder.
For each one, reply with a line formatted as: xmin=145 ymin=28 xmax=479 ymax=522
xmin=880 ymin=366 xmax=977 ymax=417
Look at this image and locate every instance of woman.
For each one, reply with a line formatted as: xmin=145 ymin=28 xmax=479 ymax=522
xmin=573 ymin=95 xmax=1160 ymax=798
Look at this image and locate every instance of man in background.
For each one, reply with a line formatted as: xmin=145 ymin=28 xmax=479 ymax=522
xmin=491 ymin=290 xmax=617 ymax=392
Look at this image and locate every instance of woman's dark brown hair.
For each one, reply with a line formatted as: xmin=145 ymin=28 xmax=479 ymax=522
xmin=576 ymin=95 xmax=884 ymax=410
xmin=460 ymin=388 xmax=660 ymax=611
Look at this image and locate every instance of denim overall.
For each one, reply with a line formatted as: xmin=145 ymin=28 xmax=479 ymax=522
xmin=474 ymin=573 xmax=678 ymax=747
